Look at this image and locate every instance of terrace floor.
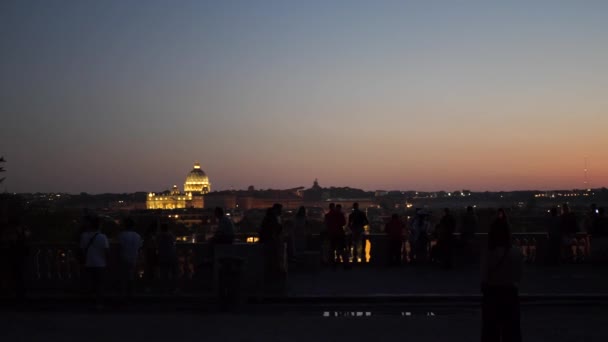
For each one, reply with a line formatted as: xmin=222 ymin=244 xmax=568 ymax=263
xmin=2 ymin=306 xmax=607 ymax=342
xmin=2 ymin=264 xmax=608 ymax=341
xmin=287 ymin=263 xmax=608 ymax=298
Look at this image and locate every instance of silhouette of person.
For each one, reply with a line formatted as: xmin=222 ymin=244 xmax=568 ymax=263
xmin=437 ymin=208 xmax=456 ymax=269
xmin=79 ymin=214 xmax=109 ymax=309
xmin=584 ymin=204 xmax=599 ymax=235
xmin=385 ymin=214 xmax=404 ymax=266
xmin=348 ymin=202 xmax=369 ymax=264
xmin=293 ymin=206 xmax=309 ymax=255
xmin=559 ymin=204 xmax=578 ymax=262
xmin=143 ymin=224 xmax=158 ymax=293
xmin=157 ymin=223 xmax=178 ymax=293
xmin=325 ymin=203 xmax=348 ymax=269
xmin=117 ymin=217 xmax=142 ymax=300
xmin=481 ymin=208 xmax=523 ymax=342
xmin=208 ymin=207 xmax=236 ymax=274
xmin=409 ymin=209 xmax=430 ymax=264
xmin=546 ymin=207 xmax=561 ymax=265
xmin=461 ymin=206 xmax=478 ymax=260
xmin=10 ymin=223 xmax=30 ymax=301
xmin=322 ymin=203 xmax=336 ymax=264
xmin=211 ymin=207 xmax=235 ymax=244
xmin=259 ymin=204 xmax=284 ymax=289
xmin=595 ymin=208 xmax=607 ymax=237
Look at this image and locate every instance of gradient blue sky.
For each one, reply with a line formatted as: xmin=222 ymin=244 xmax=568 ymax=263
xmin=1 ymin=0 xmax=607 ymax=193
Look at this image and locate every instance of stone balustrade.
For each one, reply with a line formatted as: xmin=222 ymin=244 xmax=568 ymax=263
xmin=0 ymin=232 xmax=599 ymax=294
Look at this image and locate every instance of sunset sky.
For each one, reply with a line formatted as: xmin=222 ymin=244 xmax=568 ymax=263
xmin=1 ymin=1 xmax=607 ymax=193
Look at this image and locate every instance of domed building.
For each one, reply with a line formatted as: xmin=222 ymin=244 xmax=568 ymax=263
xmin=184 ymin=162 xmax=211 ymax=194
xmin=146 ymin=162 xmax=210 ymax=209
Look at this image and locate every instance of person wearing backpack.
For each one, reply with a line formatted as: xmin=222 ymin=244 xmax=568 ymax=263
xmin=79 ymin=214 xmax=109 ymax=309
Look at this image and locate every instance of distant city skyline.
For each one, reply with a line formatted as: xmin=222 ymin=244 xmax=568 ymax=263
xmin=2 ymin=1 xmax=608 ymax=193
xmin=4 ymin=158 xmax=605 ymax=195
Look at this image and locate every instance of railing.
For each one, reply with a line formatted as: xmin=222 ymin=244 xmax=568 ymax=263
xmin=0 ymin=232 xmax=601 ymax=294
xmin=0 ymin=243 xmax=216 ymax=293
xmin=306 ymin=232 xmax=592 ymax=265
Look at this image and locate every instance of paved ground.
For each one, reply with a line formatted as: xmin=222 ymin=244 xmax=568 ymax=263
xmin=288 ymin=264 xmax=608 ymax=297
xmin=3 ymin=263 xmax=608 ymax=307
xmin=2 ymin=306 xmax=607 ymax=342
xmin=3 ymin=264 xmax=608 ymax=341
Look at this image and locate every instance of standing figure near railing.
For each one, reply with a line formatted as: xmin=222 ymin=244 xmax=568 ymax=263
xmin=409 ymin=209 xmax=431 ymax=264
xmin=259 ymin=204 xmax=284 ymax=292
xmin=385 ymin=214 xmax=404 ymax=266
xmin=79 ymin=214 xmax=109 ymax=310
xmin=546 ymin=207 xmax=561 ymax=265
xmin=481 ymin=208 xmax=523 ymax=342
xmin=320 ymin=203 xmax=335 ymax=265
xmin=584 ymin=204 xmax=599 ymax=236
xmin=591 ymin=207 xmax=607 ymax=237
xmin=559 ymin=204 xmax=578 ymax=262
xmin=9 ymin=223 xmax=30 ymax=301
xmin=436 ymin=208 xmax=456 ymax=270
xmin=211 ymin=207 xmax=235 ymax=245
xmin=117 ymin=217 xmax=142 ymax=300
xmin=143 ymin=224 xmax=158 ymax=293
xmin=348 ymin=202 xmax=369 ymax=264
xmin=209 ymin=207 xmax=236 ymax=272
xmin=158 ymin=223 xmax=178 ymax=293
xmin=326 ymin=204 xmax=349 ymax=269
xmin=293 ymin=206 xmax=309 ymax=256
xmin=461 ymin=206 xmax=478 ymax=261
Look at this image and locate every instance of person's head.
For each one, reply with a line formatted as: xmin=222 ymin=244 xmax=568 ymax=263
xmin=329 ymin=203 xmax=335 ymax=212
xmin=214 ymin=207 xmax=224 ymax=219
xmin=353 ymin=202 xmax=359 ymax=210
xmin=466 ymin=206 xmax=474 ymax=213
xmin=296 ymin=206 xmax=306 ymax=217
xmin=272 ymin=203 xmax=283 ymax=216
xmin=496 ymin=208 xmax=507 ymax=220
xmin=122 ymin=217 xmax=135 ymax=231
xmin=391 ymin=213 xmax=399 ymax=221
xmin=84 ymin=214 xmax=100 ymax=232
xmin=488 ymin=220 xmax=511 ymax=250
xmin=550 ymin=207 xmax=558 ymax=217
xmin=160 ymin=223 xmax=169 ymax=233
xmin=336 ymin=204 xmax=342 ymax=212
xmin=562 ymin=203 xmax=570 ymax=215
xmin=443 ymin=208 xmax=450 ymax=216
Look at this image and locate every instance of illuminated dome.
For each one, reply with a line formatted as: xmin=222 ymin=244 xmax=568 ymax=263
xmin=184 ymin=162 xmax=211 ymax=194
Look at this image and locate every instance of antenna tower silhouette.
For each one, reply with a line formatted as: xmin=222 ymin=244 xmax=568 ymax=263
xmin=584 ymin=157 xmax=590 ymax=191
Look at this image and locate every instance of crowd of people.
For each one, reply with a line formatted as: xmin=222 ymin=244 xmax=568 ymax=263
xmin=70 ymin=201 xmax=608 ymax=308
xmin=4 ymin=202 xmax=606 ymax=322
xmin=301 ymin=203 xmax=465 ymax=269
xmin=284 ymin=202 xmax=606 ymax=269
xmin=75 ymin=207 xmax=236 ymax=309
xmin=259 ymin=202 xmax=524 ymax=341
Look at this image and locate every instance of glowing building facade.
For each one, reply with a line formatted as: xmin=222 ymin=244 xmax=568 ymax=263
xmin=146 ymin=162 xmax=209 ymax=209
xmin=184 ymin=162 xmax=211 ymax=194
